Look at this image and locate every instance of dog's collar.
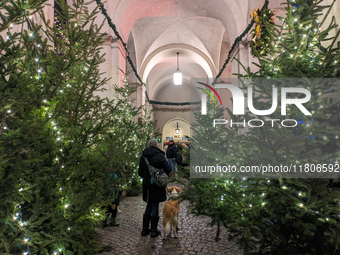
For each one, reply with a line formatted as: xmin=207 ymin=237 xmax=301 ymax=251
xmin=168 ymin=193 xmax=178 ymax=201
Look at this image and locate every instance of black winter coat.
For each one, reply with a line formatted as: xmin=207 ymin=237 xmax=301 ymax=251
xmin=138 ymin=146 xmax=171 ymax=203
xmin=166 ymin=143 xmax=179 ymax=158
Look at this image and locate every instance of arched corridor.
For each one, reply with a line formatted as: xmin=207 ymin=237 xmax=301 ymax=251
xmin=2 ymin=0 xmax=340 ymax=254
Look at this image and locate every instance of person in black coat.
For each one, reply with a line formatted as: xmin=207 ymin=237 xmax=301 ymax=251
xmin=166 ymin=139 xmax=179 ymax=172
xmin=138 ymin=138 xmax=171 ymax=238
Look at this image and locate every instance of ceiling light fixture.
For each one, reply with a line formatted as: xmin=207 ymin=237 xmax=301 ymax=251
xmin=173 ymin=52 xmax=182 ymax=85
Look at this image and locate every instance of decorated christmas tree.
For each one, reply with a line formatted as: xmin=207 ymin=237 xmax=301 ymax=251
xmin=0 ymin=0 xmax=154 ymax=253
xmin=180 ymin=0 xmax=340 ymax=254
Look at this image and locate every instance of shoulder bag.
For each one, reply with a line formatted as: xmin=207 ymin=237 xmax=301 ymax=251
xmin=143 ymin=156 xmax=168 ymax=187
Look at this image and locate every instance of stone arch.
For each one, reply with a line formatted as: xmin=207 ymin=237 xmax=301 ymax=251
xmin=140 ymin=44 xmax=217 ymax=83
xmin=161 ymin=117 xmax=191 ymax=147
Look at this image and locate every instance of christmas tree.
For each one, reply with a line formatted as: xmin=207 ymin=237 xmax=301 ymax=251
xmin=0 ymin=0 xmax=153 ymax=254
xmin=180 ymin=0 xmax=340 ymax=254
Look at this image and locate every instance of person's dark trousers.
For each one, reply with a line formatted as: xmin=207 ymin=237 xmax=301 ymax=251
xmin=111 ymin=198 xmax=120 ymax=218
xmin=143 ymin=201 xmax=161 ymax=237
xmin=144 ymin=201 xmax=159 ymax=217
xmin=102 ymin=198 xmax=120 ymax=227
xmin=141 ymin=202 xmax=159 ymax=236
xmin=167 ymin=158 xmax=176 ymax=172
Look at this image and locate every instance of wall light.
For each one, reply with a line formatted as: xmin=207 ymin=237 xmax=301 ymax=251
xmin=175 ymin=122 xmax=180 ymax=134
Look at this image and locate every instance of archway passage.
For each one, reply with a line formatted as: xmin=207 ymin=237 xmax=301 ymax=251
xmin=161 ymin=118 xmax=190 ymax=149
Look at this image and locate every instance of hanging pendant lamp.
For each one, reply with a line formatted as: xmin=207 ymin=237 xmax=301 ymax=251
xmin=173 ymin=52 xmax=182 ymax=85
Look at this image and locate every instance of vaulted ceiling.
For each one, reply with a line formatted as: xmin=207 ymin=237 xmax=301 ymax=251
xmin=106 ymin=0 xmax=340 ymax=101
xmin=108 ymin=0 xmax=254 ymax=101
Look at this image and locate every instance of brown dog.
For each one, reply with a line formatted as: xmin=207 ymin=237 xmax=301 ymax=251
xmin=162 ymin=186 xmax=181 ymax=239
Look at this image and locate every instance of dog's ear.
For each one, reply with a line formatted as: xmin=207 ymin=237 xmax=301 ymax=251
xmin=167 ymin=186 xmax=173 ymax=192
xmin=175 ymin=187 xmax=181 ymax=193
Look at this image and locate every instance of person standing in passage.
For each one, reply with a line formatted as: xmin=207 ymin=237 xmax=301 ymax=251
xmin=139 ymin=139 xmax=171 ymax=238
xmin=175 ymin=143 xmax=183 ymax=167
xmin=166 ymin=140 xmax=178 ymax=173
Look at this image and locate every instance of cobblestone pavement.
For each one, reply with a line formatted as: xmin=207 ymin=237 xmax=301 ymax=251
xmin=96 ymin=186 xmax=242 ymax=255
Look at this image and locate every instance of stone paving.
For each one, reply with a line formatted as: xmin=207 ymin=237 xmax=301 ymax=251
xmin=96 ymin=185 xmax=242 ymax=255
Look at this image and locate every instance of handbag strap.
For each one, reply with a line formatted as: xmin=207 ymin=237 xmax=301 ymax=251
xmin=143 ymin=156 xmax=154 ymax=177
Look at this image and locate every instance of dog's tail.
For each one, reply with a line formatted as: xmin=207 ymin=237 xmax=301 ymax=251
xmin=164 ymin=221 xmax=171 ymax=235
